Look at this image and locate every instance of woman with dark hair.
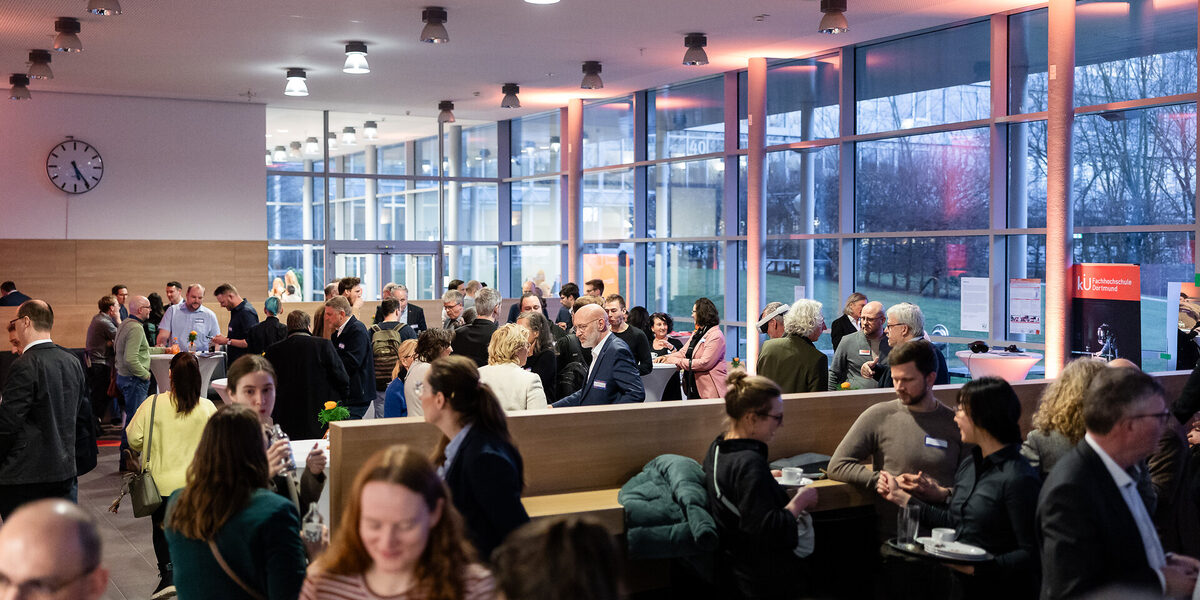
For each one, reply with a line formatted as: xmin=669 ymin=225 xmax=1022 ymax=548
xmin=145 ymin=292 xmax=166 ymax=349
xmin=165 ymin=403 xmax=308 ymax=600
xmin=301 ymin=445 xmax=494 ymax=600
xmin=420 ymin=355 xmax=530 ymax=559
xmin=127 ymin=352 xmax=218 ymax=597
xmin=627 ymin=306 xmax=651 ymax=340
xmin=879 ymin=377 xmax=1042 ymax=599
xmin=655 ymin=297 xmax=728 ymax=399
xmin=649 ymin=312 xmax=683 ymax=401
xmin=703 ymin=370 xmax=818 ymax=599
xmin=492 ymin=516 xmax=620 ymax=600
xmin=515 ymin=310 xmax=558 ymax=401
xmin=405 ymin=328 xmax=454 ymax=417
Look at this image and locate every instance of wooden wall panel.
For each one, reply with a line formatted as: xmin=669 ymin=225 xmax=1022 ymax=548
xmin=0 ymin=240 xmax=79 ymax=305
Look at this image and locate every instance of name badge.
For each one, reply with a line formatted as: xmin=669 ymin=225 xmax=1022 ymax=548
xmin=924 ymin=436 xmax=948 ymax=449
xmin=593 ymin=380 xmax=607 ymax=389
xmin=858 ymin=349 xmax=871 ymax=356
xmin=338 ymin=343 xmax=345 ymax=349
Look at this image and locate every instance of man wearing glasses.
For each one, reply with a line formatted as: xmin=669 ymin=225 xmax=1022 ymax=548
xmin=860 ymin=302 xmax=949 ymax=387
xmin=552 ymin=304 xmax=644 ymax=407
xmin=0 ymin=301 xmax=88 ymax=519
xmin=829 ymin=301 xmax=889 ymax=390
xmin=0 ymin=499 xmax=108 ymax=600
xmin=1039 ymin=367 xmax=1200 ymax=598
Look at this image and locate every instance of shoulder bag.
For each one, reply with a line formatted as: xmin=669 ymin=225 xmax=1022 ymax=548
xmin=208 ymin=539 xmax=267 ymax=600
xmin=129 ymin=394 xmax=162 ymax=518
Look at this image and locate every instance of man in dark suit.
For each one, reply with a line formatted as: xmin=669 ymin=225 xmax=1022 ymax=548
xmin=324 ymin=296 xmax=373 ymax=419
xmin=265 ymin=310 xmax=349 ymax=439
xmin=0 ymin=300 xmax=87 ymax=519
xmin=1038 ymin=367 xmax=1200 ymax=599
xmin=453 ymin=288 xmax=500 ymax=368
xmin=829 ymin=292 xmax=866 ymax=351
xmin=552 ymin=304 xmax=644 ymax=407
xmin=394 ymin=285 xmax=427 ymax=333
xmin=0 ymin=281 xmax=32 ymax=307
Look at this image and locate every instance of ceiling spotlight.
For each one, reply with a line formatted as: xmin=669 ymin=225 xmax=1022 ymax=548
xmin=304 ymin=136 xmax=320 ymax=154
xmin=327 ymin=131 xmax=339 ymax=149
xmin=818 ymin=0 xmax=849 ymax=34
xmin=580 ymin=61 xmax=603 ymax=89
xmin=342 ymin=126 xmax=357 ymax=145
xmin=363 ymin=121 xmax=378 ymax=140
xmin=500 ymin=83 xmax=521 ymax=108
xmin=343 ymin=41 xmax=369 ymax=74
xmin=27 ymin=50 xmax=53 ymax=80
xmin=420 ymin=7 xmax=449 ymax=44
xmin=437 ymin=100 xmax=455 ymax=123
xmin=53 ymin=18 xmax=83 ymax=52
xmin=86 ymin=0 xmax=122 ymax=16
xmin=549 ymin=136 xmax=561 ymax=152
xmin=284 ymin=68 xmax=308 ymax=96
xmin=524 ymin=0 xmax=560 ymax=4
xmin=288 ymin=141 xmax=302 ymax=158
xmin=682 ymin=33 xmax=709 ymax=66
xmin=9 ymin=75 xmax=31 ymax=101
xmin=272 ymin=145 xmax=288 ymax=162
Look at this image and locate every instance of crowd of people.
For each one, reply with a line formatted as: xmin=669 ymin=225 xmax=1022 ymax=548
xmin=2 ymin=278 xmax=1200 ymax=600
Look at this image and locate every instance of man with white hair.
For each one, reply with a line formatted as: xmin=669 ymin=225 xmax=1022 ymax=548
xmin=829 ymin=301 xmax=889 ymax=390
xmin=452 ymin=287 xmax=501 ymax=367
xmin=861 ymin=301 xmax=948 ymax=387
xmin=756 ymin=299 xmax=828 ymax=394
xmin=756 ymin=301 xmax=789 ymax=340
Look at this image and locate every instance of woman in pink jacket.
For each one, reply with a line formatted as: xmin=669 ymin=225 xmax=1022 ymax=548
xmin=655 ymin=297 xmax=728 ymax=399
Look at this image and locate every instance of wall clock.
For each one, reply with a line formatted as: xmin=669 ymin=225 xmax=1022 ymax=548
xmin=46 ymin=138 xmax=104 ymax=194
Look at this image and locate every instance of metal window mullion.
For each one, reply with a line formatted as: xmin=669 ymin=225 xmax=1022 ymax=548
xmin=633 ymin=90 xmax=648 ymax=308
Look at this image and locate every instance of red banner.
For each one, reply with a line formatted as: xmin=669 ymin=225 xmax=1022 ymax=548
xmin=1073 ymin=263 xmax=1140 ymax=302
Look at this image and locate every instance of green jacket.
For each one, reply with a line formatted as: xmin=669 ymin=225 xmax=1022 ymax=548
xmin=619 ymin=454 xmax=718 ymax=559
xmin=114 ymin=318 xmax=150 ymax=379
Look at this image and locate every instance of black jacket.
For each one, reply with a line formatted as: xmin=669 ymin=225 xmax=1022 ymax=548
xmin=406 ymin=305 xmax=428 ymax=333
xmin=331 ymin=316 xmax=374 ymax=408
xmin=877 ymin=343 xmax=950 ymax=386
xmin=265 ymin=331 xmax=350 ymax=439
xmin=0 ymin=291 xmax=31 ymax=307
xmin=703 ymin=434 xmax=804 ymax=599
xmin=1037 ymin=440 xmax=1162 ymax=600
xmin=612 ymin=326 xmax=653 ymax=376
xmin=247 ymin=315 xmax=288 ymax=356
xmin=452 ymin=319 xmax=498 ymax=368
xmin=506 ymin=302 xmax=550 ymax=324
xmin=0 ymin=342 xmax=87 ymax=484
xmin=444 ymin=426 xmax=529 ymax=560
xmin=829 ymin=313 xmax=858 ymax=351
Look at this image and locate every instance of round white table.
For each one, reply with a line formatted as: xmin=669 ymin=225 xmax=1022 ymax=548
xmin=149 ymin=351 xmax=225 ymax=394
xmin=643 ymin=363 xmax=679 ymax=402
xmin=210 ymin=378 xmax=231 ymax=405
xmin=955 ymin=350 xmax=1043 ymax=382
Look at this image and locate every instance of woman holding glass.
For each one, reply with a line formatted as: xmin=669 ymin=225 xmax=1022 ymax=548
xmin=655 ymin=297 xmax=728 ymax=399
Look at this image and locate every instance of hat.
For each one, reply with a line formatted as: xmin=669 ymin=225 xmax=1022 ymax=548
xmin=756 ymin=302 xmax=789 ymax=331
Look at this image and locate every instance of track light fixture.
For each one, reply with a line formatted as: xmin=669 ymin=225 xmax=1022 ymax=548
xmin=500 ymin=83 xmax=521 ymax=108
xmin=327 ymin=131 xmax=339 ymax=150
xmin=682 ymin=33 xmax=708 ymax=66
xmin=342 ymin=127 xmax=357 ymax=145
xmin=9 ymin=75 xmax=31 ymax=101
xmin=288 ymin=141 xmax=302 ymax=158
xmin=53 ymin=18 xmax=83 ymax=52
xmin=437 ymin=100 xmax=455 ymax=123
xmin=86 ymin=0 xmax=122 ymax=16
xmin=580 ymin=61 xmax=603 ymax=89
xmin=304 ymin=137 xmax=320 ymax=154
xmin=818 ymin=0 xmax=849 ymax=34
xmin=284 ymin=68 xmax=308 ymax=96
xmin=27 ymin=50 xmax=53 ymax=80
xmin=272 ymin=146 xmax=288 ymax=162
xmin=420 ymin=7 xmax=449 ymax=44
xmin=363 ymin=121 xmax=378 ymax=140
xmin=343 ymin=41 xmax=369 ymax=74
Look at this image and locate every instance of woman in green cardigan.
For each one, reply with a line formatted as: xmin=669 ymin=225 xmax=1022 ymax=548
xmin=165 ymin=403 xmax=307 ymax=600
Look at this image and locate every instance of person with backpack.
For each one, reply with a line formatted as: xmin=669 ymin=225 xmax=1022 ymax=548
xmin=369 ymin=299 xmax=417 ymax=419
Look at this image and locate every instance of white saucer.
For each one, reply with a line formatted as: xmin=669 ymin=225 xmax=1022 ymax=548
xmin=774 ymin=476 xmax=814 ymax=487
xmin=916 ymin=536 xmax=988 ymax=559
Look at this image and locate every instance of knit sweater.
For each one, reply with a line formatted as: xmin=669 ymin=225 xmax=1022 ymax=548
xmin=114 ymin=318 xmax=150 ymax=379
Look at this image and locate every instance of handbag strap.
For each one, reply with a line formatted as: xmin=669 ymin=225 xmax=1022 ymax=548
xmin=142 ymin=394 xmax=158 ymax=473
xmin=208 ymin=539 xmax=267 ymax=600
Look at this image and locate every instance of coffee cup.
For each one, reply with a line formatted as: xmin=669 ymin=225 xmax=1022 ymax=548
xmin=781 ymin=467 xmax=804 ymax=485
xmin=932 ymin=528 xmax=956 ymax=543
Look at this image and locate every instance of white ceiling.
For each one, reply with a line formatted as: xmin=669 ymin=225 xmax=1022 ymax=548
xmin=2 ymin=0 xmax=1039 ymax=128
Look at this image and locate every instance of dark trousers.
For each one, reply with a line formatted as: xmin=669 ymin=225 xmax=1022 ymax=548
xmin=0 ymin=479 xmax=74 ymax=520
xmin=87 ymin=362 xmax=112 ymax=420
xmin=347 ymin=403 xmax=369 ymax=419
xmin=151 ymin=495 xmax=171 ymax=570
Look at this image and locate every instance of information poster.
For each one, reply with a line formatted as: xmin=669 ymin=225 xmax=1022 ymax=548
xmin=1165 ymin=281 xmax=1200 ymax=371
xmin=1009 ymin=279 xmax=1042 ymax=335
xmin=793 ymin=285 xmax=806 ymax=304
xmin=960 ymin=277 xmax=989 ymax=332
xmin=1072 ymin=264 xmax=1141 ymax=367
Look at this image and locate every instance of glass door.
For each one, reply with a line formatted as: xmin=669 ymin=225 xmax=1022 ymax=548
xmin=329 ymin=241 xmax=441 ymax=300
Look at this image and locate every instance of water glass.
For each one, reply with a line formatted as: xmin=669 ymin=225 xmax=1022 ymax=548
xmin=897 ymin=503 xmax=920 ymax=544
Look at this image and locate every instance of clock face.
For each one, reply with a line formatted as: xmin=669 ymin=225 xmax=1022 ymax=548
xmin=46 ymin=139 xmax=104 ymax=194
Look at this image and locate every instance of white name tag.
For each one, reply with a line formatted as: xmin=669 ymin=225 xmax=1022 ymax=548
xmin=925 ymin=436 xmax=948 ymax=449
xmin=858 ymin=349 xmax=871 ymax=356
xmin=593 ymin=380 xmax=607 ymax=389
xmin=338 ymin=343 xmax=345 ymax=349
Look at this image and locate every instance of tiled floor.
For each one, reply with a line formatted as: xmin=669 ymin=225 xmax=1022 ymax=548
xmin=79 ymin=443 xmax=162 ymax=600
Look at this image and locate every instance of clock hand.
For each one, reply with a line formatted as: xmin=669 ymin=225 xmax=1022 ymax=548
xmin=71 ymin=161 xmax=84 ymax=181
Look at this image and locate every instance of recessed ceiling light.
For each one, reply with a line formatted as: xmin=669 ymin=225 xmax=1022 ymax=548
xmin=343 ymin=41 xmax=369 ymax=74
xmin=420 ymin=7 xmax=449 ymax=43
xmin=284 ymin=68 xmax=308 ymax=96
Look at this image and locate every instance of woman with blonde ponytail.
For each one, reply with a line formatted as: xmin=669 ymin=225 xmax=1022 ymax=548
xmin=703 ymin=369 xmax=818 ymax=599
xmin=418 ymin=355 xmax=530 ymax=559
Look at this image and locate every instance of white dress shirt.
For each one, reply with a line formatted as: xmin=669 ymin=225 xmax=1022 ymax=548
xmin=1084 ymin=433 xmax=1166 ymax=590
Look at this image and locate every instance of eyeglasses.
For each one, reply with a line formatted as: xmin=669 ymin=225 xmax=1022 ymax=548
xmin=0 ymin=565 xmax=96 ymax=597
xmin=757 ymin=411 xmax=784 ymax=425
xmin=885 ymin=323 xmax=903 ymax=330
xmin=1127 ymin=410 xmax=1172 ymax=425
xmin=573 ymin=317 xmax=604 ymax=335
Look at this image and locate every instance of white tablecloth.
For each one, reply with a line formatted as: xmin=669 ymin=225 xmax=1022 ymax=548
xmin=643 ymin=363 xmax=679 ymax=402
xmin=210 ymin=378 xmax=230 ymax=404
xmin=955 ymin=350 xmax=1043 ymax=382
xmin=149 ymin=351 xmax=224 ymax=395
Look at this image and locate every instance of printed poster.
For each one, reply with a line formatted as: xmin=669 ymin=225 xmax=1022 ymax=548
xmin=1071 ymin=263 xmax=1141 ymax=367
xmin=960 ymin=277 xmax=989 ymax=332
xmin=1009 ymin=279 xmax=1042 ymax=335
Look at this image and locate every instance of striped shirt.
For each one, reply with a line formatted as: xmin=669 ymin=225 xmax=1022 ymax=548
xmin=300 ymin=563 xmax=494 ymax=600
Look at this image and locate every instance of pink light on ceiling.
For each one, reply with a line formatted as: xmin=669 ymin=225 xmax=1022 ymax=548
xmin=1076 ymin=1 xmax=1131 ymax=16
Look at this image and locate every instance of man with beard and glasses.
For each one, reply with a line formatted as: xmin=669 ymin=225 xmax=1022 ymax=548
xmin=551 ymin=304 xmax=643 ymax=407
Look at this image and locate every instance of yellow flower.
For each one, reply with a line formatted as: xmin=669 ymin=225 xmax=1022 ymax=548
xmin=324 ymin=401 xmax=338 ymax=410
xmin=839 ymin=382 xmax=852 ymax=390
xmin=189 ymin=330 xmax=198 ymax=336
